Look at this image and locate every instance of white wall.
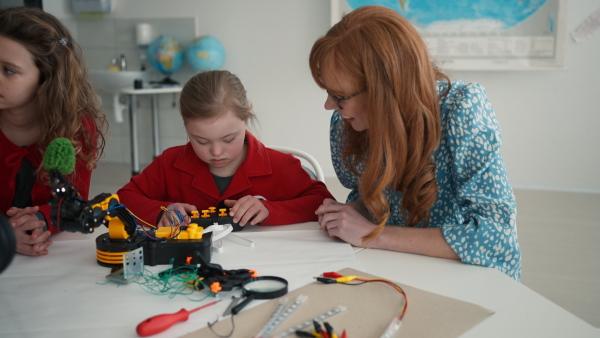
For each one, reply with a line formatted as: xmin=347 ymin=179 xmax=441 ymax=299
xmin=43 ymin=0 xmax=600 ymax=193
xmin=449 ymin=1 xmax=600 ymax=193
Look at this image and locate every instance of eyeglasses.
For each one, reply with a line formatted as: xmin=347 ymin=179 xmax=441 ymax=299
xmin=326 ymin=89 xmax=366 ymax=110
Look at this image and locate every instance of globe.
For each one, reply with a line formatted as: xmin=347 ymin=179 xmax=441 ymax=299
xmin=187 ymin=35 xmax=225 ymax=71
xmin=147 ymin=35 xmax=185 ymax=85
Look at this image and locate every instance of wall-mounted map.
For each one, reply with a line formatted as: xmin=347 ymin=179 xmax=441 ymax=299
xmin=331 ymin=0 xmax=565 ymax=70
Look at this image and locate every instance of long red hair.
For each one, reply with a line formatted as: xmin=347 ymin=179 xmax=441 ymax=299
xmin=309 ymin=5 xmax=450 ymax=242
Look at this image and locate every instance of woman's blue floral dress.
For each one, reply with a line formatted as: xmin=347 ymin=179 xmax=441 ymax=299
xmin=330 ymin=81 xmax=521 ymax=280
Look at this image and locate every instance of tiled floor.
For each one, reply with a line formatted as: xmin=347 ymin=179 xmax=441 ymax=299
xmin=91 ymin=161 xmax=600 ymax=328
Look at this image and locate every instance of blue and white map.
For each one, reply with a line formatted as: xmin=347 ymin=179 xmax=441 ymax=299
xmin=334 ymin=0 xmax=565 ymax=70
xmin=347 ymin=0 xmax=548 ymax=31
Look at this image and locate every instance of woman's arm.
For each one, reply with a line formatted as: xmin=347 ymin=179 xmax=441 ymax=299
xmin=435 ymin=83 xmax=520 ymax=280
xmin=316 ymin=199 xmax=459 ymax=259
xmin=369 ymin=225 xmax=459 ymax=259
xmin=346 ymin=200 xmax=458 ymax=259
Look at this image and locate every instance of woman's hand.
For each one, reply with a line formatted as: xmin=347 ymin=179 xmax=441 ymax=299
xmin=224 ymin=196 xmax=269 ymax=227
xmin=7 ymin=206 xmax=52 ymax=256
xmin=157 ymin=203 xmax=197 ymax=228
xmin=315 ymin=198 xmax=377 ymax=247
xmin=316 ymin=199 xmax=460 ymax=259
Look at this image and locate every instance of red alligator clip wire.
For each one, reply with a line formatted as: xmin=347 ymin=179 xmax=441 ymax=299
xmin=322 ymin=272 xmax=343 ymax=278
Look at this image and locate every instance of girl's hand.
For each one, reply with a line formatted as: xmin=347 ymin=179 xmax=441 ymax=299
xmin=224 ymin=196 xmax=269 ymax=227
xmin=7 ymin=206 xmax=52 ymax=256
xmin=157 ymin=203 xmax=197 ymax=228
xmin=315 ymin=198 xmax=377 ymax=247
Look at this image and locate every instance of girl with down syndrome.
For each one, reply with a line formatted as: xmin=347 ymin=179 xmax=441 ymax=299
xmin=118 ymin=70 xmax=334 ymax=228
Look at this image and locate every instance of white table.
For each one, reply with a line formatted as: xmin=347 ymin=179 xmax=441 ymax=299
xmin=0 ymin=223 xmax=598 ymax=338
xmin=121 ymin=87 xmax=182 ymax=175
xmin=355 ymin=249 xmax=599 ymax=337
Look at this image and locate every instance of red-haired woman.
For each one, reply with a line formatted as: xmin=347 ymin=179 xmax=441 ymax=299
xmin=311 ymin=6 xmax=521 ymax=280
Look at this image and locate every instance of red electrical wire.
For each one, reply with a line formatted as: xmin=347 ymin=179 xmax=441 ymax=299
xmin=317 ymin=274 xmax=408 ymax=321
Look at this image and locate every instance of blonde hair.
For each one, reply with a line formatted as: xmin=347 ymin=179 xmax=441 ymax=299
xmin=0 ymin=7 xmax=107 ymax=182
xmin=309 ymin=5 xmax=451 ymax=242
xmin=180 ymin=70 xmax=255 ymax=123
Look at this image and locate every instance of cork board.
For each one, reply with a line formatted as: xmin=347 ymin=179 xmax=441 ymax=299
xmin=185 ymin=267 xmax=494 ymax=337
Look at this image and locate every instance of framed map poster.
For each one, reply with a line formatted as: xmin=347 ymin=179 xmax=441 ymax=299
xmin=330 ymin=0 xmax=566 ymax=71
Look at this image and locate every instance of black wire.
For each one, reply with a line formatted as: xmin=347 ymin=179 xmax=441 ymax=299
xmin=316 ymin=277 xmax=369 ymax=286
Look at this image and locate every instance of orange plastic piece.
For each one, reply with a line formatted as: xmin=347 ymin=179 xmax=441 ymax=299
xmin=185 ymin=223 xmax=202 ymax=239
xmin=250 ymin=270 xmax=258 ymax=277
xmin=186 ymin=257 xmax=192 ymax=264
xmin=210 ymin=282 xmax=222 ymax=293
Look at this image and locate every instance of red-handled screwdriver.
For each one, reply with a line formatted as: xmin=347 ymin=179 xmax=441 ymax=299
xmin=136 ymin=300 xmax=220 ymax=337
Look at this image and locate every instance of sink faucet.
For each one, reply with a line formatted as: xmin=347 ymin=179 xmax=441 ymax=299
xmin=119 ymin=54 xmax=127 ymax=71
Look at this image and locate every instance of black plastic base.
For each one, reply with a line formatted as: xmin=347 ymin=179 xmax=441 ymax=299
xmin=144 ymin=232 xmax=212 ymax=266
xmin=95 ymin=232 xmax=212 ymax=268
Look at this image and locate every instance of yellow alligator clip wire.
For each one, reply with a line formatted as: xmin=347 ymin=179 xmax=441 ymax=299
xmin=336 ymin=275 xmax=358 ymax=283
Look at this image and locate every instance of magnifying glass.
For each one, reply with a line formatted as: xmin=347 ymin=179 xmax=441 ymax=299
xmin=231 ymin=276 xmax=288 ymax=315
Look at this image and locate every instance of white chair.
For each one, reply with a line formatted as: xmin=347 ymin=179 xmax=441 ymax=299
xmin=268 ymin=146 xmax=325 ymax=183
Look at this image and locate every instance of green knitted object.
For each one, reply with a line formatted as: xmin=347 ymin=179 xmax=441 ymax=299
xmin=43 ymin=138 xmax=76 ymax=174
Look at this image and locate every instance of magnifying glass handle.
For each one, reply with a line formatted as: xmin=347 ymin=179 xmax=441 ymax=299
xmin=231 ymin=293 xmax=256 ymax=315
